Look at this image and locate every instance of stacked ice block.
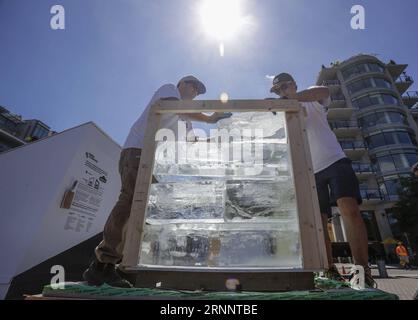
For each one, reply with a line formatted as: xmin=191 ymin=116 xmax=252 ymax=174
xmin=139 ymin=112 xmax=302 ymax=268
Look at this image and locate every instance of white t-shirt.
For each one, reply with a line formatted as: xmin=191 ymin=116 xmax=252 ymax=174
xmin=301 ymin=96 xmax=347 ymax=173
xmin=123 ymin=84 xmax=193 ymax=149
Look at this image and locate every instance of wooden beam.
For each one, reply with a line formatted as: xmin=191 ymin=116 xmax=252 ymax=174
xmin=155 ymin=99 xmax=301 ymax=114
xmin=285 ymin=109 xmax=328 ymax=271
xmin=120 ymin=103 xmax=161 ymax=268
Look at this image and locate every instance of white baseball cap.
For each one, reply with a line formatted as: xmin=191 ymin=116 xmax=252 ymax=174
xmin=178 ymin=75 xmax=206 ymax=95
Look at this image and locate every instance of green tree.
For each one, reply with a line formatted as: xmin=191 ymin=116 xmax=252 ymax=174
xmin=392 ymin=176 xmax=418 ymax=258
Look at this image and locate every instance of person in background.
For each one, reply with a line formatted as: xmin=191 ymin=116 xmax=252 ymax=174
xmin=396 ymin=242 xmax=412 ymax=270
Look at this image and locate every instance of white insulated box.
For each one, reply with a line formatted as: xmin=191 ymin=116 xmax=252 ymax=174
xmin=0 ymin=122 xmax=122 ymax=298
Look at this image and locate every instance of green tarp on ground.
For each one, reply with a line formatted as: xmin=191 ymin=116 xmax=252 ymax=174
xmin=42 ymin=278 xmax=398 ymax=300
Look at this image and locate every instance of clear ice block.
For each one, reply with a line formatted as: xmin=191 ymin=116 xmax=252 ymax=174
xmin=225 ymin=178 xmax=297 ymax=221
xmin=139 ymin=111 xmax=302 ymax=269
xmin=147 ymin=181 xmax=225 ymax=222
xmin=139 ymin=222 xmax=301 ymax=268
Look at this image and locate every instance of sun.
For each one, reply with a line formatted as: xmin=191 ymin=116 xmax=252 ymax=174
xmin=199 ymin=0 xmax=248 ymax=41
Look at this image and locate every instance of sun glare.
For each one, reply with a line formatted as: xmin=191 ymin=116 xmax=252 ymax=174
xmin=199 ymin=0 xmax=248 ymax=41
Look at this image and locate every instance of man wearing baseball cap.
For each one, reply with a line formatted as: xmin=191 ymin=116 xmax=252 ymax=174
xmin=83 ymin=75 xmax=228 ymax=287
xmin=270 ymin=73 xmax=375 ymax=287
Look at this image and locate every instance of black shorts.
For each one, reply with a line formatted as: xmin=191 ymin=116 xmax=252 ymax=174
xmin=314 ymin=157 xmax=362 ymax=218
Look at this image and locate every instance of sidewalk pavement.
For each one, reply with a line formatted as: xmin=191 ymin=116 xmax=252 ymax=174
xmin=371 ymin=265 xmax=418 ymax=300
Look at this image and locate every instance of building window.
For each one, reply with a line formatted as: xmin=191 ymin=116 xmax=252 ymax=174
xmin=405 ymin=153 xmax=418 ymax=167
xmin=368 ymin=63 xmax=385 ymax=73
xmin=374 ymin=78 xmax=392 ymax=89
xmin=359 ymin=113 xmax=377 ymax=128
xmin=347 ymin=77 xmax=392 ymax=95
xmin=340 ymin=140 xmax=365 ymax=150
xmin=386 ymin=180 xmax=400 ymax=196
xmin=377 ymin=174 xmax=410 ymax=199
xmin=365 ymin=130 xmax=417 ymax=149
xmin=387 ymin=112 xmax=406 ymax=124
xmin=359 ymin=111 xmax=407 ymax=129
xmin=371 ymin=151 xmax=418 ymax=174
xmin=348 ymin=80 xmax=367 ymax=95
xmin=377 ymin=155 xmax=396 ymax=172
xmin=352 ymin=93 xmax=400 ymax=110
xmin=342 ymin=62 xmax=385 ymax=80
xmin=31 ymin=124 xmax=49 ymax=139
xmin=367 ymin=133 xmax=386 ymax=149
xmin=0 ymin=115 xmax=19 ymax=133
xmin=342 ymin=64 xmax=367 ymax=80
xmin=396 ymin=132 xmax=412 ymax=144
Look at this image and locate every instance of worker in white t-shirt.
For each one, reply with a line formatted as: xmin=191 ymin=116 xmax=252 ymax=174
xmin=270 ymin=73 xmax=375 ymax=288
xmin=83 ymin=75 xmax=230 ymax=287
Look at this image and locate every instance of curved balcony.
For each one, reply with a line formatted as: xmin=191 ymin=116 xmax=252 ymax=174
xmin=341 ymin=59 xmax=386 ymax=82
xmin=355 ymin=104 xmax=406 ymax=118
xmin=345 ymin=71 xmax=392 ymax=84
xmin=339 ymin=54 xmax=381 ymax=69
xmin=349 ymin=87 xmax=400 ymax=102
xmin=353 ymin=99 xmax=410 ymax=139
xmin=329 ymin=120 xmax=361 ymax=138
xmin=360 ymin=122 xmax=411 ymax=136
xmin=373 ymin=167 xmax=415 ymax=180
xmin=364 ymin=130 xmax=418 ymax=155
xmin=368 ymin=145 xmax=418 ymax=159
xmin=344 ymin=72 xmax=391 ymax=88
xmin=351 ymin=91 xmax=403 ymax=115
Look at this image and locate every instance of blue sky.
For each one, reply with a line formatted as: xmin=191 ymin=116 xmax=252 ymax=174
xmin=1 ymin=0 xmax=417 ymax=145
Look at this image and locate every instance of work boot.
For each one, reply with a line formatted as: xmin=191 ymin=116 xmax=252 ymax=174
xmin=82 ymin=258 xmax=133 ymax=288
xmin=324 ymin=264 xmax=346 ymax=282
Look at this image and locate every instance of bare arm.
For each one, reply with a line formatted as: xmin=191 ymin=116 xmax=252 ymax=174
xmin=286 ymin=86 xmax=330 ymax=102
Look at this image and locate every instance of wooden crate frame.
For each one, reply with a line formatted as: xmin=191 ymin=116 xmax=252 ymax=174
xmin=120 ymin=99 xmax=328 ymax=283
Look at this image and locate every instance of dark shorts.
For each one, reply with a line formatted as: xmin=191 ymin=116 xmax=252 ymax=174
xmin=314 ymin=157 xmax=362 ymax=218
